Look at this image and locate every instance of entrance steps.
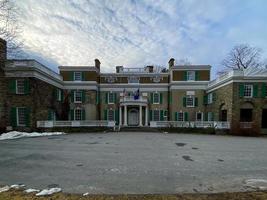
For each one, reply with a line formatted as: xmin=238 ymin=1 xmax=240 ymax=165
xmin=119 ymin=126 xmax=160 ymax=132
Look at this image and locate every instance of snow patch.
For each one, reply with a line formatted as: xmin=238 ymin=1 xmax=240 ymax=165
xmin=244 ymin=179 xmax=267 ymax=190
xmin=10 ymin=184 xmax=25 ymax=189
xmin=24 ymin=188 xmax=40 ymax=193
xmin=83 ymin=192 xmax=89 ymax=196
xmin=36 ymin=188 xmax=62 ymax=196
xmin=0 ymin=186 xmax=10 ymax=193
xmin=0 ymin=131 xmax=65 ymax=140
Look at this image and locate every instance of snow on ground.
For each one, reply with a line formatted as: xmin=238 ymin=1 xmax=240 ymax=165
xmin=244 ymin=179 xmax=267 ymax=190
xmin=24 ymin=188 xmax=40 ymax=193
xmin=0 ymin=131 xmax=65 ymax=140
xmin=36 ymin=188 xmax=62 ymax=196
xmin=0 ymin=186 xmax=10 ymax=193
xmin=10 ymin=184 xmax=25 ymax=189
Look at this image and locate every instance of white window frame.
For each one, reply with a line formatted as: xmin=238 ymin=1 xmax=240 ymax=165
xmin=153 ymin=110 xmax=160 ymax=121
xmin=17 ymin=107 xmax=26 ymax=126
xmin=16 ymin=80 xmax=25 ymax=94
xmin=108 ymin=92 xmax=115 ymax=104
xmin=153 ymin=92 xmax=160 ymax=104
xmin=74 ymin=72 xmax=82 ymax=82
xmin=74 ymin=108 xmax=82 ymax=121
xmin=187 ymin=71 xmax=195 ymax=81
xmin=57 ymin=89 xmax=62 ymax=101
xmin=186 ymin=96 xmax=195 ymax=107
xmin=108 ymin=109 xmax=115 ymax=121
xmin=244 ymin=84 xmax=253 ymax=98
xmin=195 ymin=112 xmax=203 ymax=121
xmin=207 ymin=93 xmax=213 ymax=104
xmin=207 ymin=112 xmax=213 ymax=122
xmin=177 ymin=112 xmax=184 ymax=121
xmin=74 ymin=91 xmax=82 ymax=103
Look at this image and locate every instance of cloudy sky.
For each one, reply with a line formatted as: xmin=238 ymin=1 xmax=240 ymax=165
xmin=15 ymin=0 xmax=267 ymax=77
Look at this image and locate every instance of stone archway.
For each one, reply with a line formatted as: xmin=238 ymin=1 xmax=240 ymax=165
xmin=240 ymin=102 xmax=254 ymax=122
xmin=219 ymin=103 xmax=228 ymax=121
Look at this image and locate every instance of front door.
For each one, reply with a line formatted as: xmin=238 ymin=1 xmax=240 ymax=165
xmin=262 ymin=109 xmax=267 ymax=128
xmin=221 ymin=110 xmax=227 ymax=121
xmin=128 ymin=109 xmax=139 ymax=126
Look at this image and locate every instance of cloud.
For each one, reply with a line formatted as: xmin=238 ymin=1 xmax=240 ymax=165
xmin=14 ymin=0 xmax=267 ymax=77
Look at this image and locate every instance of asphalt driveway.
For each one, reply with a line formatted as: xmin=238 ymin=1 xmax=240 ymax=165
xmin=0 ymin=132 xmax=267 ymax=194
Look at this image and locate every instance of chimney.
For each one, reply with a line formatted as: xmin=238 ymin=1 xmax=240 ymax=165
xmin=146 ymin=65 xmax=154 ymax=73
xmin=116 ymin=66 xmax=123 ymax=73
xmin=168 ymin=58 xmax=175 ymax=68
xmin=0 ymin=38 xmax=7 ymax=61
xmin=95 ymin=59 xmax=101 ymax=69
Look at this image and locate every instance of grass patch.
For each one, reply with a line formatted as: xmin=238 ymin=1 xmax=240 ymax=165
xmin=1 ymin=190 xmax=267 ymax=200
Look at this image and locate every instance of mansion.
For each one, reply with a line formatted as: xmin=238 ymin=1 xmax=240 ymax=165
xmin=0 ymin=38 xmax=267 ymax=135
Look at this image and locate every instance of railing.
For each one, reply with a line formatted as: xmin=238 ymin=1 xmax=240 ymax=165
xmin=119 ymin=67 xmax=146 ymax=73
xmin=240 ymin=122 xmax=253 ymax=129
xmin=120 ymin=96 xmax=148 ymax=103
xmin=150 ymin=121 xmax=230 ymax=129
xmin=37 ymin=120 xmax=116 ymax=129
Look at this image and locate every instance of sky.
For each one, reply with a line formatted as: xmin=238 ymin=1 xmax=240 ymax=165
xmin=14 ymin=0 xmax=267 ymax=77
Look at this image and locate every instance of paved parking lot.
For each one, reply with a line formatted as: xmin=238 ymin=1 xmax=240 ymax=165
xmin=0 ymin=132 xmax=267 ymax=194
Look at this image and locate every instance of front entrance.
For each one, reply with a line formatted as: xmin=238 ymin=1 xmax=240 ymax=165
xmin=128 ymin=108 xmax=139 ymax=126
xmin=262 ymin=109 xmax=267 ymax=128
xmin=221 ymin=110 xmax=227 ymax=121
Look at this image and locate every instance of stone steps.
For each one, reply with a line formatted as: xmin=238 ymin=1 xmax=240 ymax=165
xmin=119 ymin=127 xmax=160 ymax=132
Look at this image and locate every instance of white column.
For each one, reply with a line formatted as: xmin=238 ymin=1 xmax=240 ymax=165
xmin=139 ymin=105 xmax=143 ymax=126
xmin=145 ymin=106 xmax=148 ymax=126
xmin=119 ymin=106 xmax=122 ymax=126
xmin=124 ymin=105 xmax=127 ymax=126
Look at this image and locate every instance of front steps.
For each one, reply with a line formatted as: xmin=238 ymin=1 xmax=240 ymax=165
xmin=118 ymin=126 xmax=160 ymax=132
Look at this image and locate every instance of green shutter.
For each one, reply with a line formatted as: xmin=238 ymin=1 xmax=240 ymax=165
xmin=195 ymin=71 xmax=199 ymax=81
xmin=115 ymin=110 xmax=119 ymax=124
xmin=195 ymin=97 xmax=198 ymax=107
xmin=150 ymin=93 xmax=154 ymax=104
xmin=203 ymin=95 xmax=208 ymax=105
xmin=104 ymin=109 xmax=107 ymax=120
xmin=82 ymin=109 xmax=86 ymax=120
xmin=69 ymin=72 xmax=74 ymax=81
xmin=82 ymin=90 xmax=86 ymax=103
xmin=205 ymin=113 xmax=208 ymax=121
xmin=160 ymin=93 xmax=163 ymax=104
xmin=61 ymin=90 xmax=64 ymax=102
xmin=184 ymin=112 xmax=188 ymax=121
xmin=212 ymin=92 xmax=217 ymax=102
xmin=262 ymin=83 xmax=266 ymax=98
xmin=160 ymin=110 xmax=164 ymax=121
xmin=8 ymin=79 xmax=16 ymax=94
xmin=96 ymin=91 xmax=99 ymax=104
xmin=183 ymin=97 xmax=186 ymax=107
xmin=48 ymin=110 xmax=53 ymax=120
xmin=175 ymin=112 xmax=178 ymax=121
xmin=149 ymin=110 xmax=152 ymax=121
xmin=10 ymin=107 xmax=17 ymax=127
xmin=71 ymin=90 xmax=74 ymax=102
xmin=105 ymin=93 xmax=108 ymax=104
xmin=211 ymin=112 xmax=214 ymax=121
xmin=24 ymin=79 xmax=30 ymax=94
xmin=25 ymin=107 xmax=30 ymax=127
xmin=168 ymin=93 xmax=172 ymax=104
xmin=70 ymin=109 xmax=74 ymax=120
xmin=82 ymin=72 xmax=85 ymax=81
xmin=253 ymin=84 xmax=258 ymax=98
xmin=239 ymin=83 xmax=244 ymax=97
xmin=114 ymin=93 xmax=117 ymax=103
xmin=183 ymin=71 xmax=187 ymax=81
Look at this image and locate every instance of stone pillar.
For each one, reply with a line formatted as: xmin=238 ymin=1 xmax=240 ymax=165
xmin=124 ymin=105 xmax=127 ymax=126
xmin=139 ymin=105 xmax=142 ymax=126
xmin=119 ymin=106 xmax=122 ymax=126
xmin=145 ymin=106 xmax=148 ymax=126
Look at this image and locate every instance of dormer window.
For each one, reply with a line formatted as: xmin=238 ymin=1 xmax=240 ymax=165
xmin=74 ymin=72 xmax=82 ymax=81
xmin=187 ymin=71 xmax=195 ymax=81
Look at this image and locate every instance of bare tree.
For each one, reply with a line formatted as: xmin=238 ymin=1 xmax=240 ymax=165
xmin=0 ymin=0 xmax=22 ymax=58
xmin=222 ymin=44 xmax=263 ymax=70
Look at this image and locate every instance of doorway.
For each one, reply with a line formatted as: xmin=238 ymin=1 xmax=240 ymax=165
xmin=128 ymin=108 xmax=139 ymax=126
xmin=262 ymin=109 xmax=267 ymax=128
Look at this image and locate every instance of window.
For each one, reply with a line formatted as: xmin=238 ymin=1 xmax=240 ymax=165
xmin=196 ymin=112 xmax=203 ymax=121
xmin=244 ymin=84 xmax=253 ymax=98
xmin=207 ymin=112 xmax=213 ymax=121
xmin=74 ymin=91 xmax=82 ymax=103
xmin=57 ymin=89 xmax=62 ymax=101
xmin=177 ymin=112 xmax=184 ymax=121
xmin=108 ymin=93 xmax=115 ymax=104
xmin=164 ymin=110 xmax=168 ymax=121
xmin=74 ymin=109 xmax=82 ymax=120
xmin=108 ymin=110 xmax=115 ymax=121
xmin=187 ymin=71 xmax=195 ymax=81
xmin=153 ymin=93 xmax=160 ymax=104
xmin=16 ymin=80 xmax=25 ymax=94
xmin=153 ymin=110 xmax=160 ymax=121
xmin=74 ymin=72 xmax=82 ymax=81
xmin=207 ymin=93 xmax=213 ymax=104
xmin=17 ymin=107 xmax=26 ymax=126
xmin=186 ymin=96 xmax=195 ymax=107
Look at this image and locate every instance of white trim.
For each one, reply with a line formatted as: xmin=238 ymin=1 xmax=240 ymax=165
xmin=171 ymin=65 xmax=211 ymax=70
xmin=108 ymin=92 xmax=115 ymax=104
xmin=74 ymin=108 xmax=82 ymax=121
xmin=59 ymin=66 xmax=98 ymax=72
xmin=195 ymin=112 xmax=203 ymax=121
xmin=74 ymin=72 xmax=82 ymax=81
xmin=74 ymin=91 xmax=82 ymax=103
xmin=16 ymin=107 xmax=26 ymax=127
xmin=153 ymin=92 xmax=160 ymax=104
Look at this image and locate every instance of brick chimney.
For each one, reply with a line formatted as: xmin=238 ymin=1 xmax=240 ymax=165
xmin=0 ymin=38 xmax=7 ymax=68
xmin=146 ymin=65 xmax=154 ymax=73
xmin=116 ymin=66 xmax=123 ymax=73
xmin=168 ymin=58 xmax=175 ymax=68
xmin=95 ymin=59 xmax=101 ymax=70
